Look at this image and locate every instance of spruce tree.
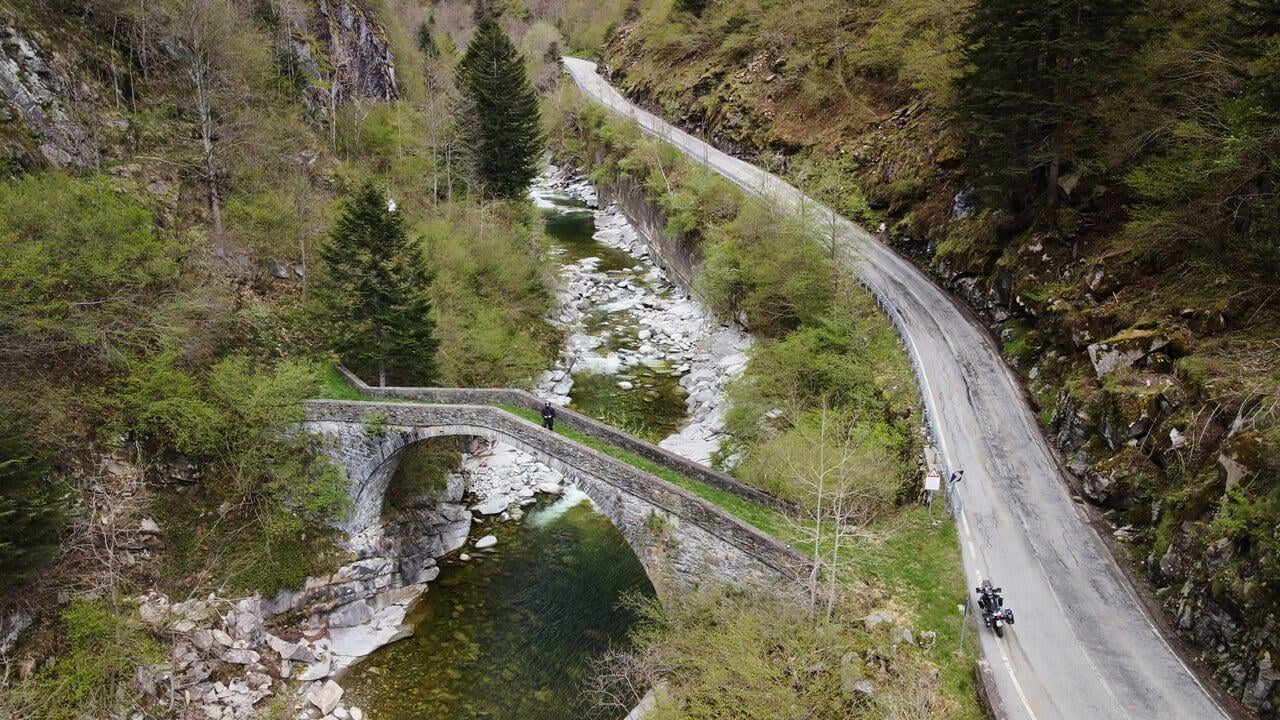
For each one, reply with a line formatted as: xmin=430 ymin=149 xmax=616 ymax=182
xmin=456 ymin=16 xmax=543 ymax=199
xmin=1225 ymin=0 xmax=1280 ymax=242
xmin=417 ymin=16 xmax=438 ymax=59
xmin=953 ymin=0 xmax=1130 ymax=216
xmin=316 ymin=183 xmax=439 ymax=387
xmin=0 ymin=411 xmax=63 ymax=590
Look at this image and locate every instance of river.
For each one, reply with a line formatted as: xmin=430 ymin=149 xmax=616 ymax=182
xmin=338 ymin=493 xmax=653 ymax=719
xmin=339 ymin=167 xmax=749 ymax=719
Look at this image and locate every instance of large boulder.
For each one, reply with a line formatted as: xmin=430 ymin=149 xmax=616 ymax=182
xmin=1082 ymin=447 xmax=1156 ymax=508
xmin=307 ymin=679 xmax=344 ymax=715
xmin=1086 ymin=328 xmax=1183 ymax=377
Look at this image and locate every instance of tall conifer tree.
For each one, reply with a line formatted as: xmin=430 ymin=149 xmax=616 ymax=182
xmin=953 ymin=0 xmax=1130 ymax=216
xmin=455 ymin=16 xmax=543 ymax=199
xmin=417 ymin=15 xmax=438 ymax=59
xmin=317 ymin=183 xmax=439 ymax=386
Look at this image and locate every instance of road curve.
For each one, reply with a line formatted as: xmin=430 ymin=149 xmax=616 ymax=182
xmin=563 ymin=57 xmax=1229 ymax=720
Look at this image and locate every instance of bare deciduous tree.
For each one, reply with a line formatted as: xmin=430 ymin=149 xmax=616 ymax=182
xmin=162 ymin=0 xmax=261 ymax=245
xmin=772 ymin=404 xmax=898 ymax=620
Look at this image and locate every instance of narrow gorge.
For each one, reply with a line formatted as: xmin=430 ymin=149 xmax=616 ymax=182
xmin=271 ymin=164 xmax=759 ymax=719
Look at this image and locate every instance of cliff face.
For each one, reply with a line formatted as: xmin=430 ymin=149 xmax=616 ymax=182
xmin=0 ymin=1 xmax=399 ymax=175
xmin=287 ymin=0 xmax=399 ymax=122
xmin=0 ymin=19 xmax=98 ymax=170
xmin=602 ymin=8 xmax=1279 ymax=716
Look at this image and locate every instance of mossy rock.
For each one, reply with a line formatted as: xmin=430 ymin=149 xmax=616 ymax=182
xmin=1083 ymin=446 xmax=1159 ymax=508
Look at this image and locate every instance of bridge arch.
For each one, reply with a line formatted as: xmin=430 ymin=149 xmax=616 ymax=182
xmin=302 ymin=400 xmax=808 ymax=597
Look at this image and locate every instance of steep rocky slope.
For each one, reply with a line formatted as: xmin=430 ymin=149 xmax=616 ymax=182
xmin=600 ymin=1 xmax=1279 ymax=715
xmin=0 ymin=2 xmax=558 ymax=717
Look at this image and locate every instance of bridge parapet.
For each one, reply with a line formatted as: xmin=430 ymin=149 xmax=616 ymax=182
xmin=302 ymin=399 xmax=810 ymax=595
xmin=330 ymin=366 xmax=789 ymax=511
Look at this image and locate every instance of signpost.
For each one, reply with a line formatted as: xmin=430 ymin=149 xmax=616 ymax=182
xmin=947 ymin=470 xmax=965 ymax=516
xmin=924 ymin=468 xmax=941 ymax=516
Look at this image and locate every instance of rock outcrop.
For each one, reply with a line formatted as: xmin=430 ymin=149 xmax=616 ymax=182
xmin=285 ymin=1 xmax=398 ymax=123
xmin=0 ymin=21 xmax=98 ymax=169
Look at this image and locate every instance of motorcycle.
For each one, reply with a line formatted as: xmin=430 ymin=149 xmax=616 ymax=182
xmin=976 ymin=580 xmax=1016 ymax=637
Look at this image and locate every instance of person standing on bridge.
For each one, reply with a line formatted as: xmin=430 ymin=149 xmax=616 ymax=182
xmin=541 ymin=402 xmax=556 ymax=431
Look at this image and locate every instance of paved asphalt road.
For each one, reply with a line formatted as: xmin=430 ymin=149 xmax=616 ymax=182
xmin=563 ymin=56 xmax=1231 ymax=720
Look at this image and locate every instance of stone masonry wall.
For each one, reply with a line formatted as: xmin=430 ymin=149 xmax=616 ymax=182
xmin=302 ymin=400 xmax=810 ymax=595
xmin=331 ymin=366 xmax=789 ymax=511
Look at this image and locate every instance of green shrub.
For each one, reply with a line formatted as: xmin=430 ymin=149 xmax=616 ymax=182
xmin=592 ymin=585 xmax=950 ymax=719
xmin=115 ymin=355 xmax=347 ymax=524
xmin=153 ymin=486 xmax=345 ymax=597
xmin=420 ymin=203 xmax=559 ymax=386
xmin=385 ymin=438 xmax=462 ymax=510
xmin=0 ymin=172 xmax=186 ymax=362
xmin=734 ymin=407 xmax=904 ymax=509
xmin=2 ymin=599 xmax=162 ymax=720
xmin=699 ymin=200 xmax=836 ymax=336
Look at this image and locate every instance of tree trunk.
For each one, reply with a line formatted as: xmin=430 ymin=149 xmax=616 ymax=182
xmin=193 ymin=57 xmax=223 ymax=243
xmin=378 ymin=362 xmax=386 ymax=388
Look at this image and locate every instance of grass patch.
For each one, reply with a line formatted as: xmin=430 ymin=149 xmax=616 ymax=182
xmin=503 ymin=404 xmax=790 ymax=537
xmin=1 ymin=598 xmax=164 ymax=720
xmin=843 ymin=507 xmax=981 ymax=717
xmin=152 ymin=486 xmax=348 ymax=597
xmin=319 ymin=363 xmax=374 ymax=400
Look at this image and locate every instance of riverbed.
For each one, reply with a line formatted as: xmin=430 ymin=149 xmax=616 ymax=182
xmin=340 ymin=493 xmax=654 ymax=719
xmin=531 ymin=165 xmax=751 ymax=464
xmin=339 ymin=167 xmax=749 ymax=719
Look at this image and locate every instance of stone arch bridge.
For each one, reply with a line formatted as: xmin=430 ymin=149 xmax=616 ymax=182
xmin=302 ymin=397 xmax=808 ymax=597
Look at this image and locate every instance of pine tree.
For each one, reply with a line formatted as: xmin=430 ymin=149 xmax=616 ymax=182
xmin=1224 ymin=0 xmax=1280 ymax=241
xmin=953 ymin=0 xmax=1130 ymax=217
xmin=455 ymin=16 xmax=543 ymax=200
xmin=0 ymin=412 xmax=63 ymax=590
xmin=316 ymin=183 xmax=439 ymax=387
xmin=417 ymin=15 xmax=437 ymax=59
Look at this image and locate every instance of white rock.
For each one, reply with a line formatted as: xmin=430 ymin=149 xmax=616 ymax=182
xmin=617 ymin=381 xmax=634 ymax=390
xmin=475 ymin=535 xmax=498 ymax=549
xmin=221 ymin=648 xmax=259 ymax=665
xmin=307 ymin=680 xmax=344 ymax=715
xmin=298 ymin=657 xmax=333 ymax=682
xmin=472 ymin=495 xmax=511 ymax=515
xmin=327 ymin=600 xmax=374 ymax=629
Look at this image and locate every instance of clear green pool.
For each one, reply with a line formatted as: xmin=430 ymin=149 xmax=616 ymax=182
xmin=340 ymin=495 xmax=655 ymax=720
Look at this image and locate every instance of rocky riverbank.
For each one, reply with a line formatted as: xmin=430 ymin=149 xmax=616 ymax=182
xmin=145 ymin=165 xmax=753 ymax=720
xmin=531 ymin=165 xmax=750 ymax=465
xmin=134 ymin=439 xmax=573 ymax=720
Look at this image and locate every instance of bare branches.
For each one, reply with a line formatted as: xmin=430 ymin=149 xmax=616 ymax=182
xmin=775 ymin=403 xmax=898 ymax=620
xmin=585 ymin=648 xmax=671 ymax=715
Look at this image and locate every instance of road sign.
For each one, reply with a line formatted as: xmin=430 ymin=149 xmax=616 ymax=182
xmin=924 ymin=468 xmax=941 ymax=492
